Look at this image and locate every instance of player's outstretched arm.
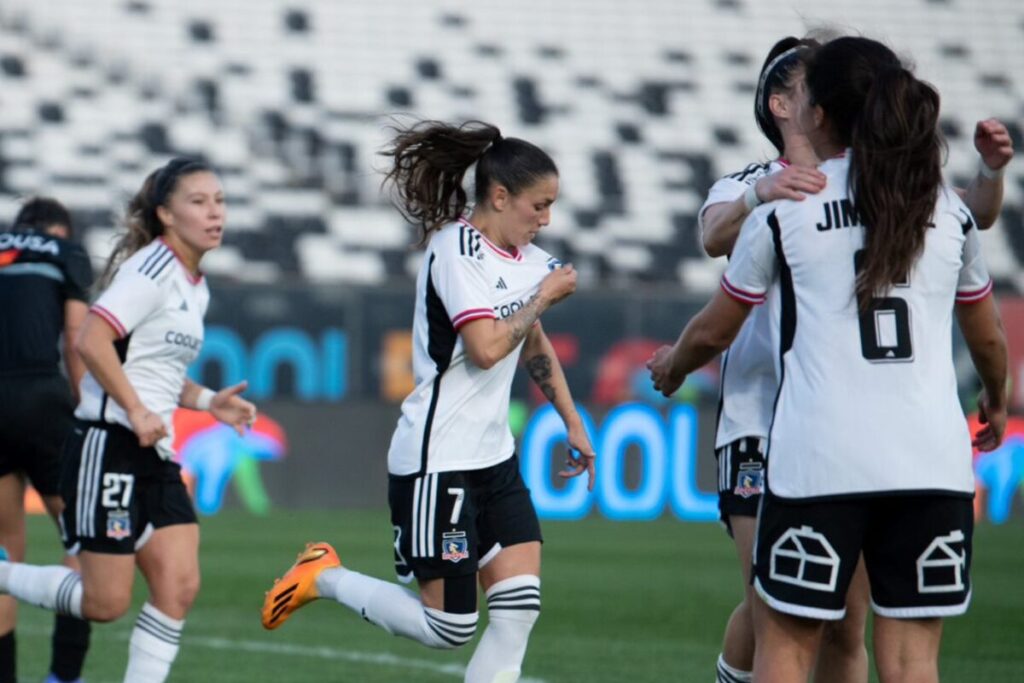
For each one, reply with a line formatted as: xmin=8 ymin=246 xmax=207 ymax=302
xmin=702 ymin=167 xmax=825 ymax=257
xmin=76 ymin=312 xmax=166 ymax=446
xmin=179 ymin=378 xmax=257 ymax=435
xmin=956 ymin=118 xmax=1014 ymax=230
xmin=459 ymin=265 xmax=577 ymax=370
xmin=522 ymin=323 xmax=595 ymax=490
xmin=647 ymin=289 xmax=753 ymax=397
xmin=956 ymin=295 xmax=1009 ymax=451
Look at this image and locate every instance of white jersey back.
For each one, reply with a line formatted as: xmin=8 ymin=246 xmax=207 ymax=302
xmin=77 ymin=239 xmax=209 ymax=459
xmin=724 ymin=153 xmax=991 ymax=499
xmin=388 ymin=220 xmax=558 ymax=476
xmin=701 ymin=160 xmax=788 ymax=448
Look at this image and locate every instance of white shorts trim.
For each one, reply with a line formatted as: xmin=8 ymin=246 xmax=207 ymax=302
xmin=753 ymin=577 xmax=847 ymax=621
xmin=133 ymin=523 xmax=155 ymax=551
xmin=478 ymin=542 xmax=503 ymax=570
xmin=871 ymin=589 xmax=972 ymax=619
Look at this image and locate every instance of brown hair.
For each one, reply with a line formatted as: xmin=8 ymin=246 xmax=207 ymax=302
xmin=382 ymin=120 xmax=558 ymax=243
xmin=806 ymin=37 xmax=944 ymax=310
xmin=100 ymin=157 xmax=213 ymax=286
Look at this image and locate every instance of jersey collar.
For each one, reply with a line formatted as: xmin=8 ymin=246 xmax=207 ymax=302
xmin=457 ymin=219 xmax=523 ymax=262
xmin=158 ymin=237 xmax=204 ymax=285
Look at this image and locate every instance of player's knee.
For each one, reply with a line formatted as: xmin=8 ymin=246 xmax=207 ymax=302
xmin=422 ymin=607 xmax=479 ymax=649
xmin=164 ymin=571 xmax=201 ymax=616
xmin=419 ymin=571 xmax=479 ymax=649
xmin=179 ymin=572 xmax=201 ymax=611
xmin=485 ymin=574 xmax=541 ymax=629
xmin=83 ymin=593 xmax=131 ymax=623
xmin=822 ymin=617 xmax=865 ymax=655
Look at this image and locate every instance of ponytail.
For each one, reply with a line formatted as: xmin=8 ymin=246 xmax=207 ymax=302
xmin=382 ymin=120 xmax=501 ymax=243
xmin=851 ymin=67 xmax=943 ymax=310
xmin=99 ymin=157 xmax=212 ymax=287
xmin=382 ymin=119 xmax=558 ymax=244
xmin=806 ymin=37 xmax=945 ymax=311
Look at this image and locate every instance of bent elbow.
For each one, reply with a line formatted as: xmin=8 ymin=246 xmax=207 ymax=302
xmin=702 ymin=234 xmax=727 ymax=258
xmin=466 ymin=348 xmax=498 ymax=370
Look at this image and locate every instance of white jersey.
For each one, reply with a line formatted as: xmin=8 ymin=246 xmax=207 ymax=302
xmin=77 ymin=239 xmax=209 ymax=460
xmin=388 ymin=219 xmax=558 ymax=476
xmin=699 ymin=160 xmax=788 ymax=448
xmin=724 ymin=153 xmax=992 ymax=499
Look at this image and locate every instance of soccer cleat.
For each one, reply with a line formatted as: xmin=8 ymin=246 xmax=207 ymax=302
xmin=261 ymin=542 xmax=340 ymax=630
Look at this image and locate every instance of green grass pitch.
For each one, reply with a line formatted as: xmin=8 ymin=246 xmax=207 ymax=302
xmin=13 ymin=511 xmax=1024 ymax=682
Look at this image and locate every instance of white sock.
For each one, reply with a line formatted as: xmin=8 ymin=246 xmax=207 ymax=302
xmin=123 ymin=602 xmax=184 ymax=683
xmin=317 ymin=567 xmax=478 ymax=649
xmin=2 ymin=563 xmax=82 ymax=618
xmin=465 ymin=575 xmax=541 ymax=683
xmin=716 ymin=653 xmax=753 ymax=683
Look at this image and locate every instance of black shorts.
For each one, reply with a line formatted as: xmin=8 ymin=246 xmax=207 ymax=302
xmin=715 ymin=437 xmax=767 ymax=532
xmin=59 ymin=420 xmax=197 ymax=555
xmin=389 ymin=454 xmax=542 ymax=582
xmin=753 ymin=491 xmax=973 ymax=620
xmin=0 ymin=373 xmax=75 ymax=495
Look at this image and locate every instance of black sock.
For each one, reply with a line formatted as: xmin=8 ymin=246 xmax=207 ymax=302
xmin=0 ymin=630 xmax=15 ymax=683
xmin=50 ymin=615 xmax=91 ymax=682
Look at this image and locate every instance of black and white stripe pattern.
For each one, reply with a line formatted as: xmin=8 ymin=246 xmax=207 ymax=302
xmin=718 ymin=442 xmax=732 ymax=493
xmin=423 ymin=608 xmax=477 ymax=648
xmin=54 ymin=573 xmax=82 ymax=617
xmin=411 ymin=474 xmax=439 ymax=558
xmin=138 ymin=244 xmax=174 ymax=280
xmin=458 ymin=225 xmax=482 ymax=258
xmin=137 ymin=604 xmax=182 ymax=646
xmin=716 ymin=654 xmax=752 ymax=683
xmin=75 ymin=427 xmax=107 ymax=538
xmin=487 ymin=583 xmax=541 ymax=613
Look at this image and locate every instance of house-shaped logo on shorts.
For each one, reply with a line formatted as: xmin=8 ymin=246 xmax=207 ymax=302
xmin=916 ymin=529 xmax=966 ymax=594
xmin=770 ymin=525 xmax=840 ymax=593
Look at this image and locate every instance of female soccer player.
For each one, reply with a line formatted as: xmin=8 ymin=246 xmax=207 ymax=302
xmin=0 ymin=198 xmax=93 ymax=683
xmin=0 ymin=158 xmax=256 ymax=683
xmin=699 ymin=37 xmax=1013 ymax=683
xmin=262 ymin=120 xmax=595 ymax=683
xmin=651 ymin=37 xmax=1008 ymax=683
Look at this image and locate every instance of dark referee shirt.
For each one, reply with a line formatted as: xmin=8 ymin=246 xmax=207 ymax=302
xmin=0 ymin=229 xmax=93 ymax=376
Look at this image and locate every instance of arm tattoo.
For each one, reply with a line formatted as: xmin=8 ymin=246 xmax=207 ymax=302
xmin=504 ymin=294 xmax=544 ymax=349
xmin=526 ymin=354 xmax=556 ymax=402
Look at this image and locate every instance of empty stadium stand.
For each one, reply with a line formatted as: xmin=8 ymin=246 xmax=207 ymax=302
xmin=0 ymin=0 xmax=1020 ymax=291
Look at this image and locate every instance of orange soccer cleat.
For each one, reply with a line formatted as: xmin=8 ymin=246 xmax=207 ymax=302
xmin=261 ymin=541 xmax=341 ymax=630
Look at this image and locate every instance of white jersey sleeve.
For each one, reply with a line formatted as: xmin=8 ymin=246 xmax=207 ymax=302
xmin=955 ymin=209 xmax=993 ymax=302
xmin=91 ymin=268 xmax=166 ymax=337
xmin=698 ymin=162 xmax=777 ymax=237
xmin=431 ymin=241 xmax=498 ymax=330
xmin=721 ymin=206 xmax=778 ymax=305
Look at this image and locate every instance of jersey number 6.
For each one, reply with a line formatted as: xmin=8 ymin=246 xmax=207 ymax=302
xmin=854 ymin=250 xmax=914 ymax=362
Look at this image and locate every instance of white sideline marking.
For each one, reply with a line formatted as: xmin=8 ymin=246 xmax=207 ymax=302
xmin=19 ymin=624 xmax=547 ymax=682
xmin=195 ymin=636 xmax=547 ymax=682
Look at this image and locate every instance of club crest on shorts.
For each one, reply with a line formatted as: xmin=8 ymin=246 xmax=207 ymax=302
xmin=106 ymin=509 xmax=132 ymax=540
xmin=734 ymin=462 xmax=764 ymax=498
xmin=441 ymin=531 xmax=470 ymax=563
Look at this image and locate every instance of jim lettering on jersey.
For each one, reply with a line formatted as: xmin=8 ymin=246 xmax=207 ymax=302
xmin=815 ymin=198 xmax=861 ymax=231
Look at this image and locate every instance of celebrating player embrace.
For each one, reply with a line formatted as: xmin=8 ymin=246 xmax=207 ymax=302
xmin=651 ymin=37 xmax=1009 ymax=682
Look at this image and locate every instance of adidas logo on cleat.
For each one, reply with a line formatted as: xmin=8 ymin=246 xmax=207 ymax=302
xmin=496 ymin=277 xmax=508 ymax=290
